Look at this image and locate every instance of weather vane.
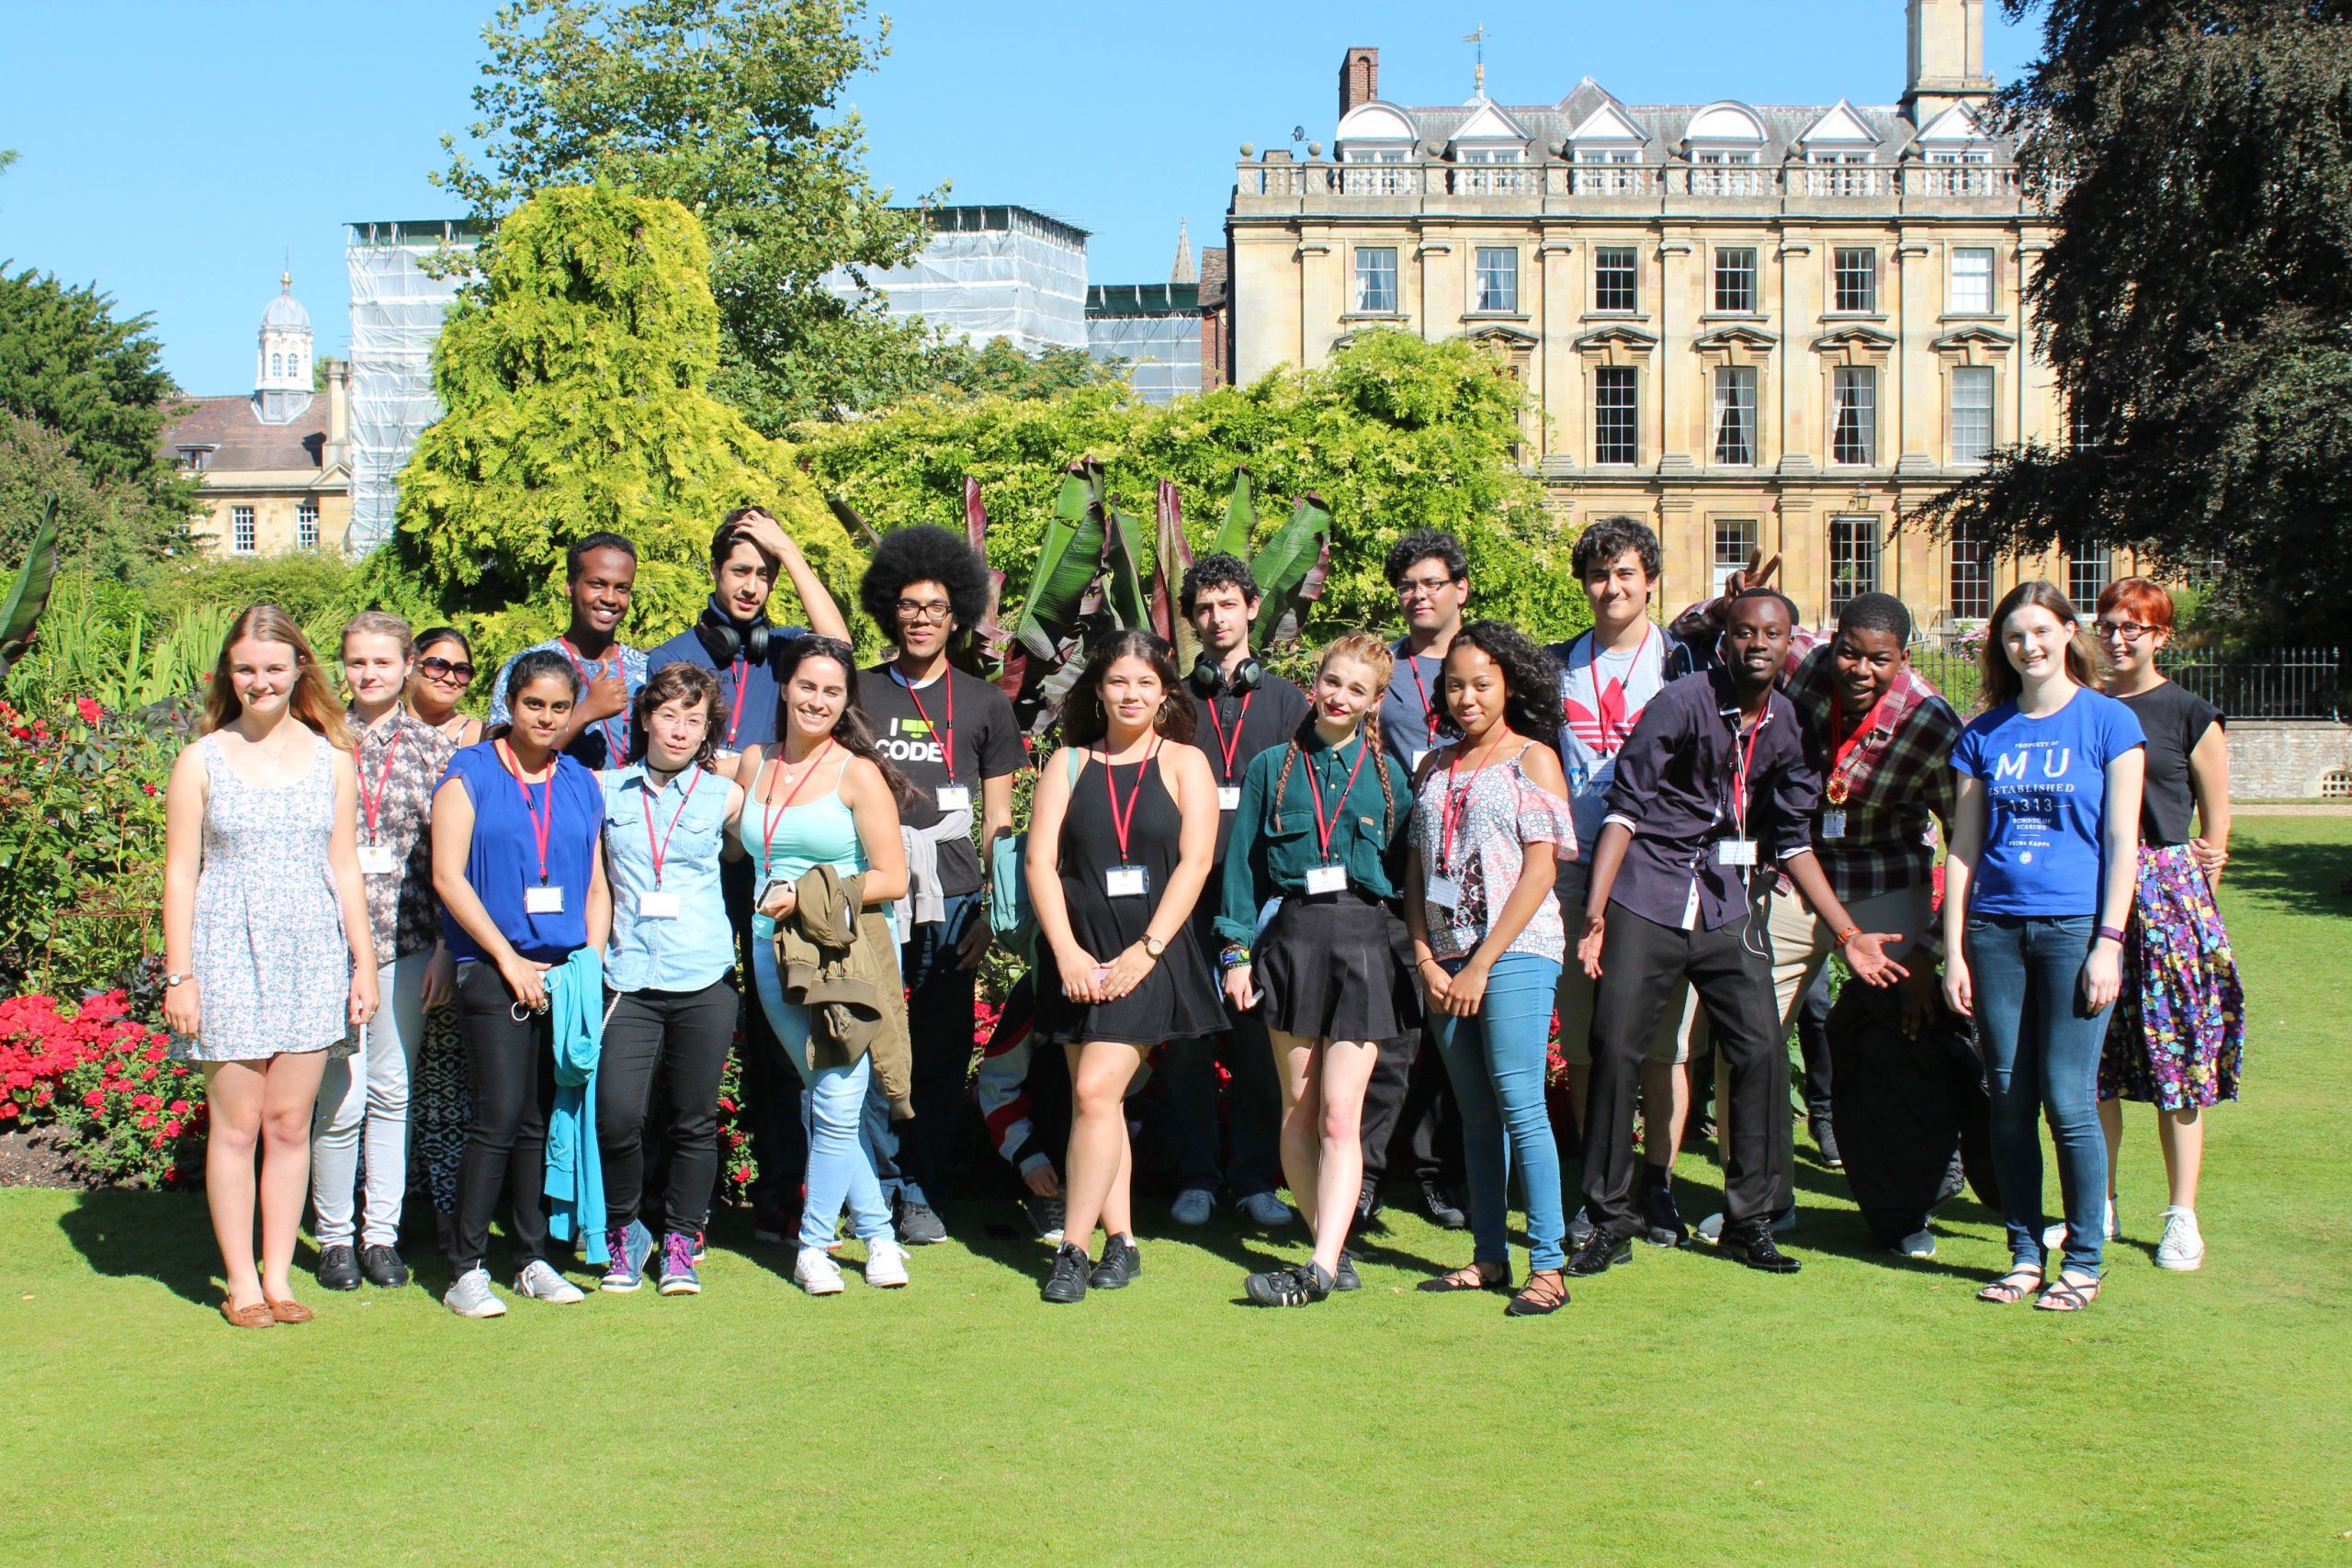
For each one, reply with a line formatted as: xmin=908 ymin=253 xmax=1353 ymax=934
xmin=1463 ymin=23 xmax=1487 ymax=99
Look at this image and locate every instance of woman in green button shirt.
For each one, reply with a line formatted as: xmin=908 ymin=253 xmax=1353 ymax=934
xmin=1218 ymin=632 xmax=1416 ymax=1306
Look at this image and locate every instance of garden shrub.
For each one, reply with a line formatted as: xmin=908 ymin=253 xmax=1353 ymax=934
xmin=0 ymin=989 xmax=203 ymax=1188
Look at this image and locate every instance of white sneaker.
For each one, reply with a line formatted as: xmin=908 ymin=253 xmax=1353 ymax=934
xmin=514 ymin=1259 xmax=585 ymax=1304
xmin=2154 ymin=1206 xmax=2205 ymax=1271
xmin=443 ymin=1266 xmax=507 ymax=1318
xmin=1695 ymin=1203 xmax=1797 ymax=1244
xmin=2041 ymin=1197 xmax=2121 ymax=1254
xmin=794 ymin=1247 xmax=844 ymax=1296
xmin=864 ymin=1236 xmax=910 ymax=1289
xmin=1893 ymin=1228 xmax=1937 ymax=1260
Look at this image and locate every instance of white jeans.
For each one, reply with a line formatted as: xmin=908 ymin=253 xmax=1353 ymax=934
xmin=311 ymin=949 xmax=428 ymax=1247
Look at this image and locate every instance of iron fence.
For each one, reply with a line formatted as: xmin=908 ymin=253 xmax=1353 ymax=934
xmin=1912 ymin=642 xmax=2342 ymax=720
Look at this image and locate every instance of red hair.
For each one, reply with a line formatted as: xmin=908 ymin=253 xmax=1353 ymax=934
xmin=2095 ymin=576 xmax=2174 ymax=632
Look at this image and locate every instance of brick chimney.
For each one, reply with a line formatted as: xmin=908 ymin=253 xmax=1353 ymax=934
xmin=1340 ymin=46 xmax=1379 ymax=120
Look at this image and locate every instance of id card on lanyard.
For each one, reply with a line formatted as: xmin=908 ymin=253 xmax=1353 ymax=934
xmin=1427 ymin=733 xmax=1504 ymax=911
xmin=1718 ymin=708 xmax=1767 ymax=868
xmin=356 ymin=723 xmax=402 ymax=875
xmin=713 ymin=655 xmax=751 ymax=763
xmin=1207 ymin=690 xmax=1252 ymax=813
xmin=1403 ymin=651 xmax=1437 ymax=773
xmin=1303 ymin=735 xmax=1369 ymax=896
xmin=499 ymin=739 xmax=566 ymax=913
xmin=1101 ymin=740 xmax=1159 ymax=897
xmin=894 ymin=668 xmax=968 ymax=811
xmin=637 ymin=767 xmax=703 ymax=919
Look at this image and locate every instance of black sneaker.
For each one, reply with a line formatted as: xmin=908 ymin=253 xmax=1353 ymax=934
xmin=359 ymin=1244 xmax=410 ymax=1289
xmin=1042 ymin=1243 xmax=1091 ymax=1303
xmin=1565 ymin=1228 xmax=1632 ymax=1279
xmin=1332 ymin=1248 xmax=1362 ymax=1292
xmin=316 ymin=1244 xmax=360 ymax=1291
xmin=1088 ymin=1235 xmax=1141 ymax=1290
xmin=895 ymin=1198 xmax=948 ymax=1247
xmin=1022 ymin=1192 xmax=1066 ymax=1242
xmin=1641 ymin=1173 xmax=1690 ymax=1248
xmin=1245 ymin=1259 xmax=1334 ymax=1306
xmin=1811 ymin=1117 xmax=1844 ymax=1170
xmin=1722 ymin=1217 xmax=1803 ymax=1274
xmin=1420 ymin=1179 xmax=1468 ymax=1231
xmin=1355 ymin=1178 xmax=1383 ymax=1230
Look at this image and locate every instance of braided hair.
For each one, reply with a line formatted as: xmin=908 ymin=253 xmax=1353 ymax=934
xmin=1270 ymin=632 xmax=1398 ymax=840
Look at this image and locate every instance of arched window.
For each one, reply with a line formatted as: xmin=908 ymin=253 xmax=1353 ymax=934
xmin=271 ymin=353 xmax=283 ymax=377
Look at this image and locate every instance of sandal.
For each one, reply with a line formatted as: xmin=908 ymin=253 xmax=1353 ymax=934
xmin=1415 ymin=1260 xmax=1510 ymax=1293
xmin=2034 ymin=1274 xmax=2102 ymax=1313
xmin=220 ymin=1299 xmax=276 ymax=1329
xmin=1504 ymin=1268 xmax=1569 ymax=1317
xmin=1975 ymin=1267 xmax=2044 ymax=1304
xmin=263 ymin=1296 xmax=314 ymax=1325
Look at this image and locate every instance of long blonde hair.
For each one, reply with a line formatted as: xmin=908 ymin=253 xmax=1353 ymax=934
xmin=202 ymin=604 xmax=354 ymax=750
xmin=1270 ymin=631 xmax=1398 ymax=837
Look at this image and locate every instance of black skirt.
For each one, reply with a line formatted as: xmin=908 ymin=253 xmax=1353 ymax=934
xmin=1256 ymin=893 xmax=1412 ymax=1044
xmin=1035 ymin=920 xmax=1226 ymax=1047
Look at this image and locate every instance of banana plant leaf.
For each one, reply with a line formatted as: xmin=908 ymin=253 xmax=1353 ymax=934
xmin=1250 ymin=492 xmax=1333 ymax=649
xmin=1208 ymin=467 xmax=1255 ymax=560
xmin=823 ymin=492 xmax=881 ymax=547
xmin=1003 ymin=459 xmax=1129 ymax=730
xmin=0 ymin=498 xmax=61 ymax=680
xmin=963 ymin=477 xmax=1017 ymax=690
xmin=1148 ymin=479 xmax=1199 ymax=668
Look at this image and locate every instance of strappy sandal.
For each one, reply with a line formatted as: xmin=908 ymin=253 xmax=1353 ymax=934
xmin=263 ymin=1296 xmax=314 ymax=1325
xmin=1975 ymin=1267 xmax=2043 ymax=1304
xmin=1504 ymin=1269 xmax=1570 ymax=1317
xmin=2034 ymin=1274 xmax=2102 ymax=1313
xmin=1415 ymin=1260 xmax=1510 ymax=1293
xmin=220 ymin=1299 xmax=275 ymax=1329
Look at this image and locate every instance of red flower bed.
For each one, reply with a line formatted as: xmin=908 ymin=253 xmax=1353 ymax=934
xmin=0 ymin=991 xmax=204 ymax=1188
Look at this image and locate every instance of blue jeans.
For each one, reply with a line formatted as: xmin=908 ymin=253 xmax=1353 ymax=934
xmin=1965 ymin=914 xmax=2111 ymax=1277
xmin=1429 ymin=952 xmax=1566 ymax=1272
xmin=752 ymin=943 xmax=892 ymax=1253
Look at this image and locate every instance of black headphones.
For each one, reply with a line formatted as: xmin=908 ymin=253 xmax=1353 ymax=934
xmin=1189 ymin=652 xmax=1262 ymax=696
xmin=695 ymin=602 xmax=769 ymax=666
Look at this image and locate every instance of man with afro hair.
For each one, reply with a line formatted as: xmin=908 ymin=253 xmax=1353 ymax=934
xmin=856 ymin=525 xmax=1027 ymax=1244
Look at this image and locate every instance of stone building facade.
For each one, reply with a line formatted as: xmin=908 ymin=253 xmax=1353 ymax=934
xmin=1227 ymin=0 xmax=2133 ymax=627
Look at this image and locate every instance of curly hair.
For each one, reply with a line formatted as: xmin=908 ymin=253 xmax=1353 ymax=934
xmin=1385 ymin=528 xmax=1468 ymax=588
xmin=1431 ymin=619 xmax=1562 ymax=749
xmin=769 ymin=636 xmax=920 ymax=807
xmin=1057 ymin=629 xmax=1195 ymax=749
xmin=626 ymin=661 xmax=723 ymax=770
xmin=1180 ymin=552 xmax=1260 ymax=616
xmin=858 ymin=525 xmax=992 ymax=640
xmin=1570 ymin=516 xmax=1662 ymax=582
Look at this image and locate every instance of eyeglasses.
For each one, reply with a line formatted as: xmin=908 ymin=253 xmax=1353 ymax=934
xmin=1396 ymin=573 xmax=1462 ymax=601
xmin=895 ymin=600 xmax=954 ymax=625
xmin=2093 ymin=621 xmax=2154 ymax=643
xmin=418 ymin=655 xmax=476 ymax=684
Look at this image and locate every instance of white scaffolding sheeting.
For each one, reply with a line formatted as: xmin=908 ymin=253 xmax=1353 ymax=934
xmin=1087 ymin=311 xmax=1203 ymax=404
xmin=345 ymin=223 xmax=479 ymax=554
xmin=822 ymin=206 xmax=1089 ymax=354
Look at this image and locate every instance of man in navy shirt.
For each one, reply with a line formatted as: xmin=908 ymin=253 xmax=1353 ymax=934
xmin=1567 ymin=588 xmax=1908 ymax=1278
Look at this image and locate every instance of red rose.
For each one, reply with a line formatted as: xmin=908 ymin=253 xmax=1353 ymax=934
xmin=137 ymin=1112 xmax=157 ymax=1130
xmin=163 ymin=1120 xmax=182 ymax=1137
xmin=169 ymin=1098 xmax=189 ymax=1114
xmin=139 ymin=1065 xmax=158 ymax=1081
xmin=83 ymin=1089 xmax=104 ymax=1109
xmin=75 ymin=697 xmax=102 ymax=725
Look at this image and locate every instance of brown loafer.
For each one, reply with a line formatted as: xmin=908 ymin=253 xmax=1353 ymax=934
xmin=220 ymin=1299 xmax=276 ymax=1328
xmin=263 ymin=1296 xmax=314 ymax=1325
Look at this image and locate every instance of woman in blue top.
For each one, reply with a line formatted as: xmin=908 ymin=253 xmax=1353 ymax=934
xmin=738 ymin=637 xmax=911 ymax=1297
xmin=430 ymin=649 xmax=611 ymax=1319
xmin=1944 ymin=581 xmax=2145 ymax=1313
xmin=593 ymin=663 xmax=749 ymax=1297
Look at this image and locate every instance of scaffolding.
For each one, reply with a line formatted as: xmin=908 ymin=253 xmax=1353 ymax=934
xmin=344 ymin=220 xmax=482 ymax=554
xmin=822 ymin=205 xmax=1090 ymax=354
xmin=1086 ymin=284 xmax=1204 ymax=405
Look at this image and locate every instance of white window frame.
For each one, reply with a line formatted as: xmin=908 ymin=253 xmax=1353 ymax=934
xmin=231 ymin=506 xmax=257 ymax=555
xmin=1829 ymin=515 xmax=1880 ymax=618
xmin=1340 ymin=145 xmax=1413 ymax=196
xmin=1713 ymin=367 xmax=1757 ymax=466
xmin=2069 ymin=538 xmax=2112 ymax=608
xmin=1473 ymin=246 xmax=1520 ymax=313
xmin=1593 ymin=367 xmax=1639 ymax=465
xmin=1573 ymin=147 xmax=1642 ymax=195
xmin=1593 ymin=246 xmax=1639 ymax=312
xmin=1948 ymin=520 xmax=1992 ymax=621
xmin=1713 ymin=518 xmax=1758 ymax=597
xmin=1805 ymin=151 xmax=1881 ymax=197
xmin=296 ymin=502 xmax=320 ymax=551
xmin=1950 ymin=247 xmax=1995 ymax=314
xmin=1832 ymin=246 xmax=1876 ymax=313
xmin=1353 ymin=246 xmax=1399 ymax=314
xmin=1831 ymin=367 xmax=1877 ymax=466
xmin=1950 ymin=366 xmax=1995 ymax=464
xmin=1713 ymin=246 xmax=1758 ymax=313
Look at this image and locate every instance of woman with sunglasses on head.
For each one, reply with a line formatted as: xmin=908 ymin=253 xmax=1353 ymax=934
xmin=1027 ymin=631 xmax=1224 ymax=1303
xmin=739 ymin=637 xmax=915 ymax=1297
xmin=1944 ymin=581 xmax=2144 ymax=1314
xmin=2088 ymin=578 xmax=2242 ymax=1273
xmin=309 ymin=612 xmax=458 ymax=1294
xmin=406 ymin=628 xmax=484 ymax=748
xmin=430 ymin=649 xmax=611 ymax=1317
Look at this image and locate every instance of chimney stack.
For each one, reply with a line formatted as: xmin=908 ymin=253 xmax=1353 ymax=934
xmin=1340 ymin=46 xmax=1379 ymax=120
xmin=1902 ymin=0 xmax=1994 ymax=123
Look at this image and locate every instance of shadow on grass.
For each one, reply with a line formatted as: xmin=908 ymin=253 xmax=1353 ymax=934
xmin=56 ymin=1187 xmax=221 ymax=1308
xmin=2223 ymin=836 xmax=2352 ymax=920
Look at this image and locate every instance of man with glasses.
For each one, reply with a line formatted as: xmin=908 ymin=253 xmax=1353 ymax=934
xmin=857 ymin=526 xmax=1025 ymax=1245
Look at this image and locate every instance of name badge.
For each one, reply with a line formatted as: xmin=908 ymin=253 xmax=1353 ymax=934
xmin=1425 ymin=874 xmax=1463 ymax=910
xmin=1409 ymin=748 xmax=1429 ymax=772
xmin=356 ymin=843 xmax=399 ymax=876
xmin=1820 ymin=808 xmax=1848 ymax=840
xmin=525 ymin=884 xmax=567 ymax=914
xmin=637 ymin=889 xmax=682 ymax=919
xmin=1217 ymin=785 xmax=1242 ymax=812
xmin=1716 ymin=839 xmax=1758 ymax=868
xmin=1105 ymin=864 xmax=1149 ymax=898
xmin=711 ymin=747 xmax=741 ymax=767
xmin=1305 ymin=863 xmax=1349 ymax=896
xmin=933 ymin=784 xmax=971 ymax=812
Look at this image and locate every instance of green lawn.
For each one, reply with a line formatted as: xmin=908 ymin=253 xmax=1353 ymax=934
xmin=5 ymin=820 xmax=2347 ymax=1567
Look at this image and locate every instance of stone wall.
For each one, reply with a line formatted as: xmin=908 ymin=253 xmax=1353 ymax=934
xmin=2226 ymin=720 xmax=2352 ymax=799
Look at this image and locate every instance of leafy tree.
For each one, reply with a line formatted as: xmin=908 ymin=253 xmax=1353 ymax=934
xmin=1910 ymin=0 xmax=2352 ymax=637
xmin=797 ymin=329 xmax=1589 ymax=642
xmin=0 ymin=412 xmax=187 ymax=575
xmin=0 ymin=267 xmax=196 ymax=506
xmin=435 ymin=0 xmax=943 ymax=434
xmin=932 ymin=337 xmax=1125 ymax=402
xmin=364 ymin=183 xmax=861 ymax=674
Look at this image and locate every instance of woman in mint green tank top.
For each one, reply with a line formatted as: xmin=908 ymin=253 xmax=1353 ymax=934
xmin=734 ymin=637 xmax=914 ymax=1295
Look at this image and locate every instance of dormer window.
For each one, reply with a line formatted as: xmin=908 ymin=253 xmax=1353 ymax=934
xmin=1336 ymin=100 xmax=1419 ymax=196
xmin=1684 ymin=102 xmax=1767 ymax=195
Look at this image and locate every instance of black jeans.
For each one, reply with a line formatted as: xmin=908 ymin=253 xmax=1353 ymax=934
xmin=451 ymin=959 xmax=560 ymax=1272
xmin=1796 ymin=964 xmax=1835 ymax=1125
xmin=728 ymin=856 xmax=808 ymax=1216
xmin=881 ymin=890 xmax=984 ymax=1211
xmin=597 ymin=978 xmax=738 ymax=1235
xmin=1583 ymin=904 xmax=1785 ymax=1240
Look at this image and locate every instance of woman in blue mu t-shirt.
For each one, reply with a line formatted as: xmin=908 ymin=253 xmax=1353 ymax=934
xmin=1943 ymin=581 xmax=2144 ymax=1314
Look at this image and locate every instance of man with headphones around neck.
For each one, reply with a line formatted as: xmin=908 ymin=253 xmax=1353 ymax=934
xmin=644 ymin=508 xmax=850 ymax=1243
xmin=1167 ymin=553 xmax=1311 ymax=1230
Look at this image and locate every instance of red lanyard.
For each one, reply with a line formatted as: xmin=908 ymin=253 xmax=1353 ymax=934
xmin=1824 ymin=689 xmax=1891 ymax=805
xmin=723 ymin=657 xmax=749 ymax=747
xmin=1404 ymin=654 xmax=1437 ymax=738
xmin=495 ymin=739 xmax=556 ymax=885
xmin=559 ymin=637 xmax=624 ymax=759
xmin=640 ymin=766 xmax=703 ymax=887
xmin=356 ymin=724 xmax=401 ymax=841
xmin=895 ymin=669 xmax=956 ymax=783
xmin=1205 ymin=691 xmax=1253 ymax=783
xmin=1306 ymin=734 xmax=1370 ymax=863
xmin=1572 ymin=625 xmax=1653 ymax=755
xmin=1101 ymin=739 xmax=1161 ymax=864
xmin=759 ymin=739 xmax=835 ymax=862
xmin=1438 ymin=732 xmax=1509 ymax=876
xmin=1728 ymin=710 xmax=1770 ymax=837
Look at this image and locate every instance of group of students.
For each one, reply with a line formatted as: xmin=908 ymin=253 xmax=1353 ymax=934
xmin=159 ymin=503 xmax=2245 ymax=1325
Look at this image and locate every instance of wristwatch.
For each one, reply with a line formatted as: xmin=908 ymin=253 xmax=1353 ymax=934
xmin=164 ymin=973 xmax=189 ymax=988
xmin=1141 ymin=933 xmax=1166 ymax=959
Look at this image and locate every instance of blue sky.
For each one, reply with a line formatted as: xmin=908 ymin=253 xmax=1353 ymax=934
xmin=0 ymin=0 xmax=2041 ymax=395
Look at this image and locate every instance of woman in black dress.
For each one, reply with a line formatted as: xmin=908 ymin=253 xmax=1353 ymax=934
xmin=1026 ymin=631 xmax=1222 ymax=1302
